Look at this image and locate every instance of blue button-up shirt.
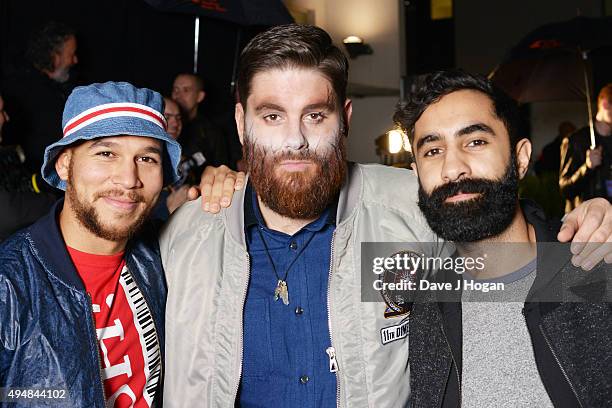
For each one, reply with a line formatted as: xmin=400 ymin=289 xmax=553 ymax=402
xmin=239 ymin=183 xmax=338 ymax=407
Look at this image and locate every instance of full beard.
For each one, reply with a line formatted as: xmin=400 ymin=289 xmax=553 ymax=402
xmin=243 ymin=130 xmax=347 ymax=220
xmin=417 ymin=155 xmax=520 ymax=242
xmin=66 ymin=164 xmax=151 ymax=242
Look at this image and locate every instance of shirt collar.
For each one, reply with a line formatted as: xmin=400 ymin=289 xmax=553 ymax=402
xmin=244 ymin=182 xmax=337 ymax=233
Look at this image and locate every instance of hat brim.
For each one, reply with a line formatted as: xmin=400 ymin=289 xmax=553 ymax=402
xmin=41 ymin=117 xmax=182 ymax=191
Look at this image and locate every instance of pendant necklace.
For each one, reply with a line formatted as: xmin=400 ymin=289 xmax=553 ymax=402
xmin=256 ymin=227 xmax=317 ymax=306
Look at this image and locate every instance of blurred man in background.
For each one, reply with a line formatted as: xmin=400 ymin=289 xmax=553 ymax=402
xmin=172 ymin=72 xmax=242 ymax=170
xmin=164 ymin=96 xmax=183 ymax=140
xmin=560 ymin=84 xmax=612 ymax=212
xmin=151 ymin=97 xmax=189 ymax=221
xmin=2 ymin=21 xmax=78 ymax=172
xmin=535 ymin=120 xmax=576 ymax=178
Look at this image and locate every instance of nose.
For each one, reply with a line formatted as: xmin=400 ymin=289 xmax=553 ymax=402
xmin=111 ymin=158 xmax=142 ymax=189
xmin=441 ymin=149 xmax=470 ymax=183
xmin=283 ymin=119 xmax=308 ymax=151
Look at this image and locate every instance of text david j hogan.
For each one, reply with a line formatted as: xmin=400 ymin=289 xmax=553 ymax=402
xmin=373 ymin=278 xmax=504 ymax=293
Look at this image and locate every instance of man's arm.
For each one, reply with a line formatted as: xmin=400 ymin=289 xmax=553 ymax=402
xmin=558 ymin=197 xmax=612 ymax=269
xmin=191 ymin=167 xmax=612 ymax=269
xmin=187 ymin=165 xmax=245 ymax=212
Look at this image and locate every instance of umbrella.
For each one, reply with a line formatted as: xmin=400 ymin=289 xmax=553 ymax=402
xmin=144 ymin=0 xmax=293 ymax=77
xmin=490 ymin=16 xmax=612 ymax=148
xmin=144 ymin=0 xmax=293 ymax=26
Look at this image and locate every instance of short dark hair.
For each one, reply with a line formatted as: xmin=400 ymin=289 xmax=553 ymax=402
xmin=175 ymin=73 xmax=205 ymax=92
xmin=236 ymin=24 xmax=349 ymax=113
xmin=394 ymin=70 xmax=523 ymax=149
xmin=26 ymin=21 xmax=75 ymax=72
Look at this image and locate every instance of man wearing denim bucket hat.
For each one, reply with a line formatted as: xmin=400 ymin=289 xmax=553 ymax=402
xmin=0 ymin=82 xmax=180 ymax=407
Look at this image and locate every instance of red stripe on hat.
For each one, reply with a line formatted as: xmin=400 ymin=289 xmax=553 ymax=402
xmin=63 ymin=106 xmax=166 ymax=136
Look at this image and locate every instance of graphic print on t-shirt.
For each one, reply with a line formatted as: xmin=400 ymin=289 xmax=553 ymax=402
xmin=68 ymin=247 xmax=161 ymax=407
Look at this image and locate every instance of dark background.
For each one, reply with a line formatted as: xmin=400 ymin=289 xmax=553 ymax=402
xmin=0 ymin=0 xmax=265 ymax=117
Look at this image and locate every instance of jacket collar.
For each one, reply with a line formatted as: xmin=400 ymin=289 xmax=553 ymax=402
xmin=223 ymin=162 xmax=361 ymax=248
xmin=521 ymin=200 xmax=575 ymax=303
xmin=28 ymin=198 xmax=86 ymax=291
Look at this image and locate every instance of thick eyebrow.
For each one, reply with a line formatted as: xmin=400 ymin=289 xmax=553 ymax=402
xmin=142 ymin=146 xmax=163 ymax=156
xmin=303 ymin=102 xmax=335 ymax=112
xmin=415 ymin=122 xmax=496 ymax=152
xmin=254 ymin=103 xmax=286 ymax=113
xmin=456 ymin=123 xmax=496 ymax=137
xmin=89 ymin=140 xmax=118 ymax=149
xmin=415 ymin=134 xmax=442 ymax=151
xmin=89 ymin=139 xmax=162 ymax=156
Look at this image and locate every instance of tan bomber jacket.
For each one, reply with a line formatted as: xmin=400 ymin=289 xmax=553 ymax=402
xmin=160 ymin=163 xmax=445 ymax=408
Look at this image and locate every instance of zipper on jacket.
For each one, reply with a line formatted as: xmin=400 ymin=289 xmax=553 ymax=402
xmin=440 ymin=322 xmax=461 ymax=408
xmin=326 ymin=347 xmax=339 ymax=372
xmin=232 ymin=253 xmax=251 ymax=403
xmin=326 ymin=230 xmax=341 ymax=407
xmin=537 ymin=323 xmax=584 ymax=408
xmin=125 ymin=267 xmax=164 ymax=402
xmin=87 ymin=292 xmax=107 ymax=405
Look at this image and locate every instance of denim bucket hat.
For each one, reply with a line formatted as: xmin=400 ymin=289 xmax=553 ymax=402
xmin=41 ymin=81 xmax=182 ymax=190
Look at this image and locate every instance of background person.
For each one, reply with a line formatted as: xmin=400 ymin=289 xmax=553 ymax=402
xmin=172 ymin=72 xmax=243 ymax=170
xmin=2 ymin=21 xmax=78 ymax=172
xmin=560 ymin=84 xmax=612 ymax=212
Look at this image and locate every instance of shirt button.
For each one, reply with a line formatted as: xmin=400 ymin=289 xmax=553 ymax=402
xmin=295 ymin=306 xmax=304 ymax=315
xmin=289 ymin=241 xmax=298 ymax=250
xmin=300 ymin=375 xmax=309 ymax=384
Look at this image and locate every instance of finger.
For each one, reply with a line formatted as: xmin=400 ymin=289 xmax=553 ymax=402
xmin=571 ymin=220 xmax=611 ymax=266
xmin=557 ymin=222 xmax=577 ymax=244
xmin=568 ymin=204 xmax=606 ymax=254
xmin=209 ymin=172 xmax=226 ymax=213
xmin=235 ymin=172 xmax=246 ymax=190
xmin=571 ymin=241 xmax=599 ymax=269
xmin=220 ymin=174 xmax=238 ymax=207
xmin=187 ymin=185 xmax=200 ymax=201
xmin=574 ymin=239 xmax=612 ymax=270
xmin=200 ymin=172 xmax=218 ymax=212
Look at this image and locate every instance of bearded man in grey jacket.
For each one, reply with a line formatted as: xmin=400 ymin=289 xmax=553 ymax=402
xmin=160 ymin=25 xmax=612 ymax=408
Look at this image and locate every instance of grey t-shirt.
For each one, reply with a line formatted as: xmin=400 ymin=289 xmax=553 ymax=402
xmin=461 ymin=258 xmax=554 ymax=408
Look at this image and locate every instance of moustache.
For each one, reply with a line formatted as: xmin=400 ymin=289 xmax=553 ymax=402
xmin=94 ymin=189 xmax=145 ymax=203
xmin=428 ymin=177 xmax=499 ymax=203
xmin=267 ymin=148 xmax=328 ymax=163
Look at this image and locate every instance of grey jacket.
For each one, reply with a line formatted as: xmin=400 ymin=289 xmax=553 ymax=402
xmin=160 ymin=163 xmax=445 ymax=407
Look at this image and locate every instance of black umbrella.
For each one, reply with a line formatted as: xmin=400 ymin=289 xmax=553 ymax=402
xmin=490 ymin=16 xmax=612 ymax=148
xmin=144 ymin=0 xmax=293 ymax=26
xmin=144 ymin=0 xmax=293 ymax=80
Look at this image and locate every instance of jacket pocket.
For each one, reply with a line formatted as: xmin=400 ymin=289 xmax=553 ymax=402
xmin=242 ymin=298 xmax=273 ymax=379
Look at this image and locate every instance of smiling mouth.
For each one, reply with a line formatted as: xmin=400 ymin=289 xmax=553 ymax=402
xmin=444 ymin=192 xmax=481 ymax=204
xmin=102 ymin=196 xmax=140 ymax=211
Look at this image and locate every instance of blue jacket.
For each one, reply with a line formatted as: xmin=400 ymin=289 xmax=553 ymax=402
xmin=0 ymin=200 xmax=167 ymax=407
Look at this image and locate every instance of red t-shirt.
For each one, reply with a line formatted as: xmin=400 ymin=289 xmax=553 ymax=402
xmin=67 ymin=246 xmax=161 ymax=407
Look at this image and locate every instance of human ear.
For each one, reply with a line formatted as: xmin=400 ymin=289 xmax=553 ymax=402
xmin=515 ymin=138 xmax=532 ymax=179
